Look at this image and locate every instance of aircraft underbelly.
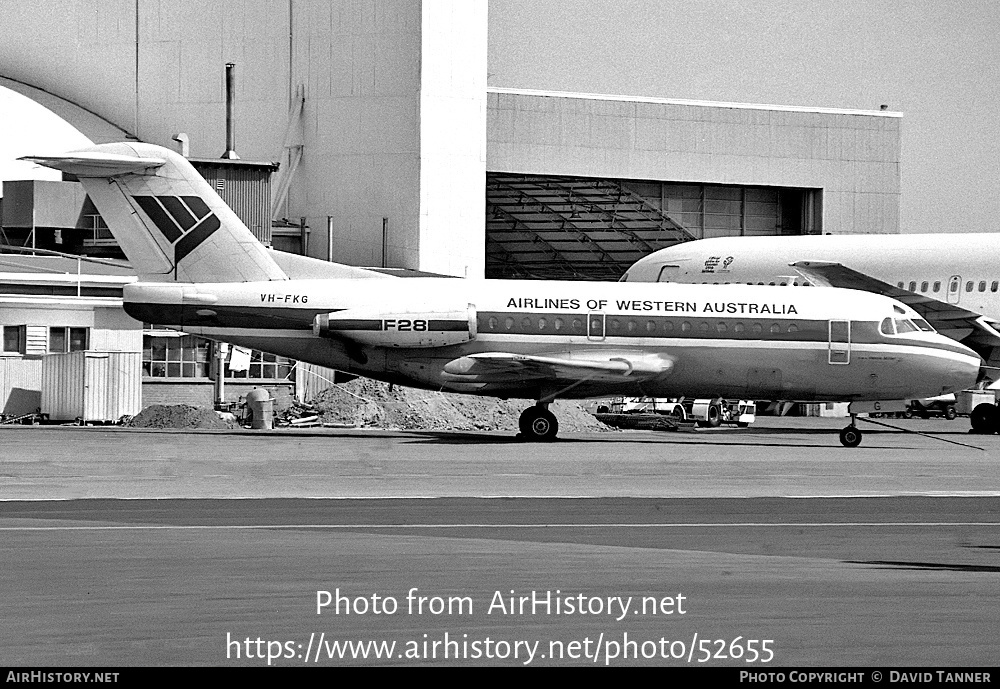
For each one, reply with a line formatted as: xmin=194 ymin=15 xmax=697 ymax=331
xmin=165 ymin=325 xmax=970 ymax=402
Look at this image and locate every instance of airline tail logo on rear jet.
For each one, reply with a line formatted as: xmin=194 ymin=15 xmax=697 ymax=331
xmin=132 ymin=195 xmax=221 ymax=267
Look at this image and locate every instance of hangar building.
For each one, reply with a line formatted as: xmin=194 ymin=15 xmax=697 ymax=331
xmin=0 ymin=0 xmax=900 ymax=281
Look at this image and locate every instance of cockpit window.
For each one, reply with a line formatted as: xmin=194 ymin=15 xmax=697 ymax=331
xmin=912 ymin=318 xmax=934 ymax=332
xmin=880 ymin=317 xmax=895 ymax=335
xmin=656 ymin=265 xmax=683 ymax=283
xmin=895 ymin=319 xmax=919 ymax=334
xmin=618 ymin=273 xmax=628 ymax=282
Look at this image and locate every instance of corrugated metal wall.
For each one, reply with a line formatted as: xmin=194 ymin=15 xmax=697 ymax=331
xmin=191 ymin=161 xmax=274 ymax=245
xmin=295 ymin=363 xmax=346 ymax=403
xmin=41 ymin=351 xmax=142 ymax=422
xmin=0 ymin=358 xmax=42 ymax=416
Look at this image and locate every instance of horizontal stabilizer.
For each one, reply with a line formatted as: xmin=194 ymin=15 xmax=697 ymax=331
xmin=20 ymin=152 xmax=165 ymax=177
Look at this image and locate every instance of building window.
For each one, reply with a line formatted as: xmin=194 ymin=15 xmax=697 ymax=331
xmin=49 ymin=327 xmax=89 ymax=353
xmin=143 ymin=334 xmax=210 ymax=378
xmin=225 ymin=350 xmax=294 ymax=380
xmin=2 ymin=325 xmax=26 ymax=354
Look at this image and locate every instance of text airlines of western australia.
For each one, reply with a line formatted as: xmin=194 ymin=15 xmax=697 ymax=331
xmin=506 ymin=297 xmax=798 ymax=315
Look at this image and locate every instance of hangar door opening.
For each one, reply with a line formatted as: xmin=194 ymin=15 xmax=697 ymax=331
xmin=486 ymin=173 xmax=821 ymax=281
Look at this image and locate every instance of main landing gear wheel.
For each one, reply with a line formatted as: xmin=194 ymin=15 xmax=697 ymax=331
xmin=839 ymin=425 xmax=863 ymax=448
xmin=696 ymin=403 xmax=722 ymax=428
xmin=518 ymin=406 xmax=559 ymax=441
xmin=969 ymin=403 xmax=998 ymax=434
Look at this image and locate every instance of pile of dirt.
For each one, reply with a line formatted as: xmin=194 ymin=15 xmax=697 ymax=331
xmin=309 ymin=378 xmax=613 ymax=433
xmin=126 ymin=404 xmax=236 ymax=430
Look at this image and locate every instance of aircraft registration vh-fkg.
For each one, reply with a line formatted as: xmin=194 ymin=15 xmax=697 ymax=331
xmin=22 ymin=144 xmax=981 ymax=446
xmin=623 ymin=233 xmax=1000 ymax=433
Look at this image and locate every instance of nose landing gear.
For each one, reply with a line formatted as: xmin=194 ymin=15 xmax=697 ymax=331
xmin=518 ymin=403 xmax=559 ymax=441
xmin=839 ymin=414 xmax=863 ymax=447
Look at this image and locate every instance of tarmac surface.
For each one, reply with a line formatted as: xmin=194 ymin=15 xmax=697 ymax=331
xmin=1 ymin=416 xmax=999 ymax=667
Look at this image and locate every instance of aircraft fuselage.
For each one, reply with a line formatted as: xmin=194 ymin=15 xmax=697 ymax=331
xmin=124 ymin=277 xmax=979 ymax=402
xmin=624 ymin=233 xmax=1000 ymax=320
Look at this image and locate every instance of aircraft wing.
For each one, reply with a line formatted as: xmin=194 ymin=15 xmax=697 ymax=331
xmin=790 ymin=260 xmax=1000 ymax=345
xmin=442 ymin=351 xmax=674 ymax=383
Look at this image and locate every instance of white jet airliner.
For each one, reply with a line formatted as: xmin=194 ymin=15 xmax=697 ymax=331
xmin=623 ymin=233 xmax=1000 ymax=432
xmin=21 ymin=144 xmax=981 ymax=446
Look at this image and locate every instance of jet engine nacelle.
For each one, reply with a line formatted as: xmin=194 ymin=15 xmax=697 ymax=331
xmin=313 ymin=304 xmax=476 ymax=348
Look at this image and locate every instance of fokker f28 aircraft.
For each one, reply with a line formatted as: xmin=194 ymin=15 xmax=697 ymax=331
xmin=623 ymin=234 xmax=1000 ymax=432
xmin=22 ymin=144 xmax=981 ymax=446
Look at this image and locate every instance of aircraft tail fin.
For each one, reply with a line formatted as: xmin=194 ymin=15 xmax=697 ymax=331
xmin=21 ymin=143 xmax=288 ymax=283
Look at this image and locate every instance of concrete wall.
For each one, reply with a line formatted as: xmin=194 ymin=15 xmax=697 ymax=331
xmin=1 ymin=181 xmax=88 ymax=229
xmin=487 ymin=89 xmax=902 ymax=235
xmin=417 ymin=1 xmax=487 ymax=277
xmin=141 ymin=381 xmax=294 ymax=411
xmin=0 ymin=0 xmax=488 ymax=276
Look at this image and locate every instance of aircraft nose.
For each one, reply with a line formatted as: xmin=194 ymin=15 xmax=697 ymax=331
xmin=927 ymin=338 xmax=982 ymax=395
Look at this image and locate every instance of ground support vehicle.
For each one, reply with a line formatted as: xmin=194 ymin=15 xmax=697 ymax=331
xmin=594 ymin=397 xmax=755 ymax=431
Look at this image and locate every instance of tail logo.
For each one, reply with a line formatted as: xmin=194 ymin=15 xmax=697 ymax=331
xmin=132 ymin=195 xmax=221 ymax=266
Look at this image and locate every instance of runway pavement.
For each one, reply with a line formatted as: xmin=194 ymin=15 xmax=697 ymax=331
xmin=1 ymin=418 xmax=998 ymax=666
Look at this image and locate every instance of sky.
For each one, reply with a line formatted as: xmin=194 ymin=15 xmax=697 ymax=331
xmin=0 ymin=87 xmax=91 ymax=188
xmin=488 ymin=0 xmax=1000 ymax=233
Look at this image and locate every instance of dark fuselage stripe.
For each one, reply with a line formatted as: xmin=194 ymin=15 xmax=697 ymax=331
xmin=324 ymin=319 xmax=468 ymax=332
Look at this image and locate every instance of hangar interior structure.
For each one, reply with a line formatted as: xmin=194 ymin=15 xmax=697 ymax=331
xmin=0 ymin=0 xmax=902 ymax=419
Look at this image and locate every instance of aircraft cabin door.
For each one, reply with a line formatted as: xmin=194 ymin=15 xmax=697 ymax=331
xmin=947 ymin=275 xmax=962 ymax=304
xmin=588 ymin=312 xmax=606 ymax=341
xmin=828 ymin=320 xmax=850 ymax=365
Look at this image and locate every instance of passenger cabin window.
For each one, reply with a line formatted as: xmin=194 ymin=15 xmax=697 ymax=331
xmin=908 ymin=281 xmax=916 ymax=291
xmin=920 ymin=281 xmax=929 ymax=292
xmin=980 ymin=281 xmax=987 ymax=292
xmin=966 ymin=281 xmax=974 ymax=292
xmin=993 ymin=282 xmax=999 ymax=293
xmin=933 ymin=281 xmax=941 ymax=292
